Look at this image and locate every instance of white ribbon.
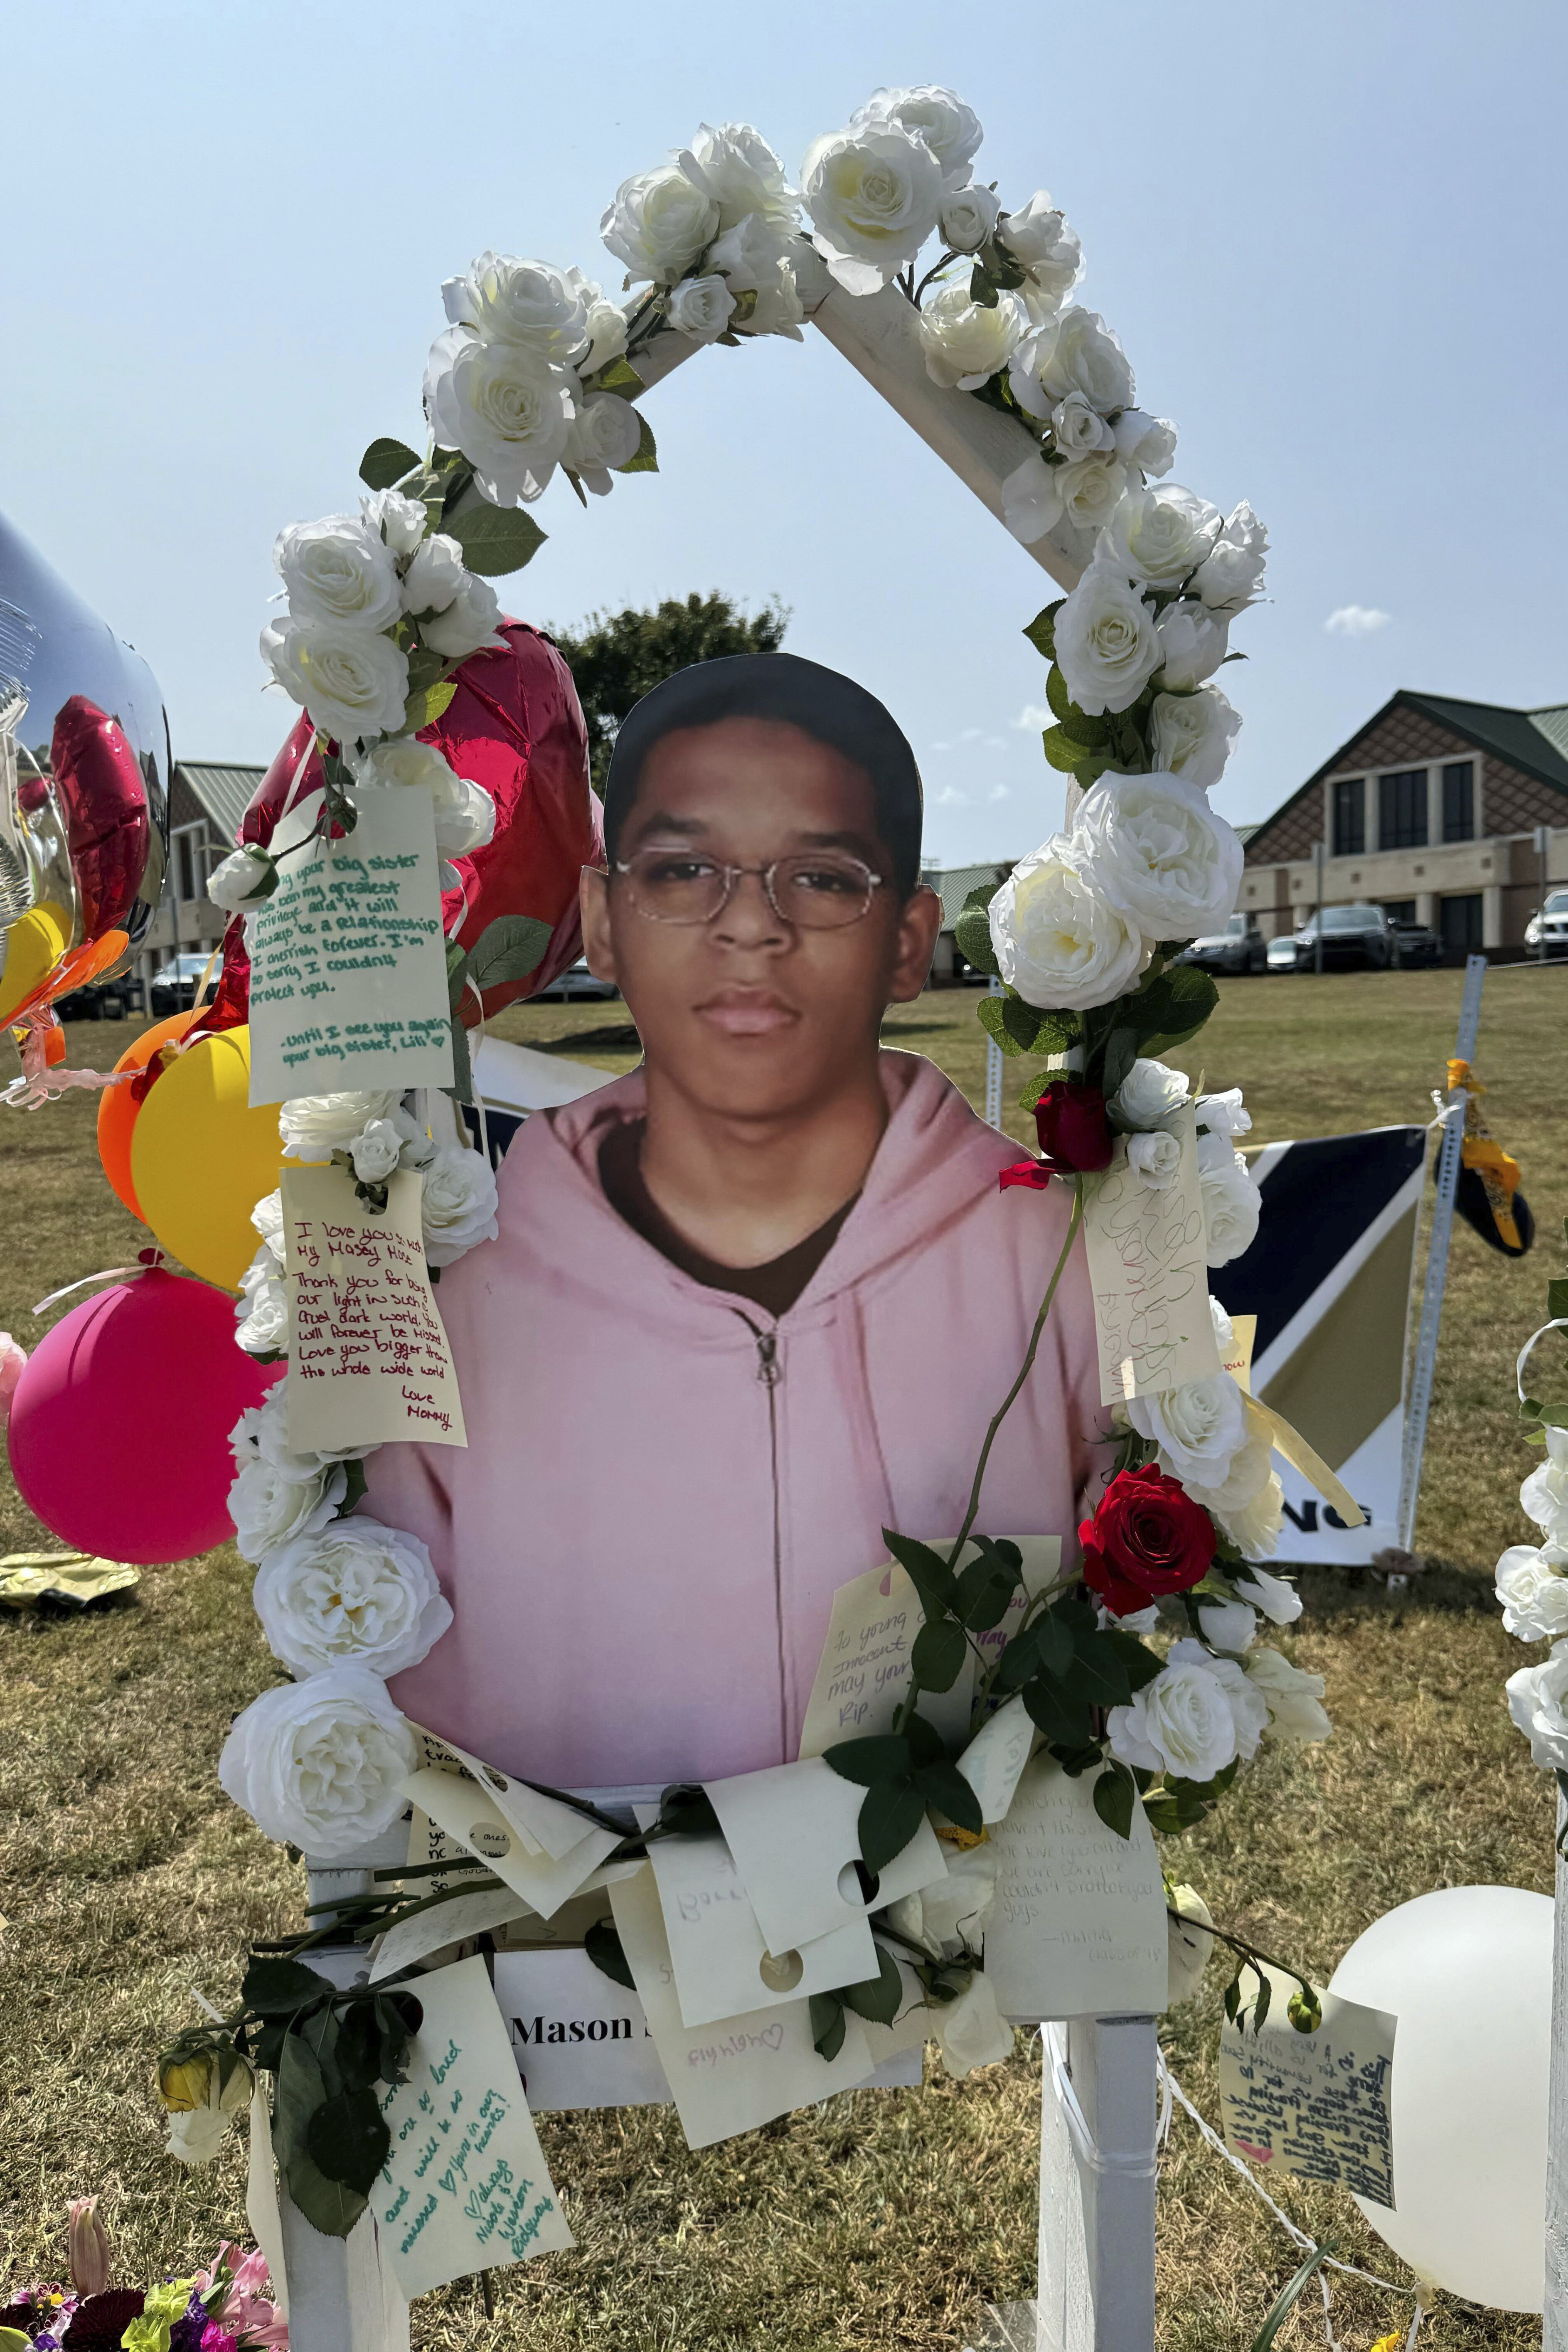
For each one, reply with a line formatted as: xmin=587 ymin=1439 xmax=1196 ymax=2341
xmin=33 ymin=1252 xmax=163 ymax=1317
xmin=1517 ymin=1320 xmax=1568 ymax=1406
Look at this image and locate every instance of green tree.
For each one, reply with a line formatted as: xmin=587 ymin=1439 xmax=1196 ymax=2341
xmin=551 ymin=591 xmax=788 ymax=793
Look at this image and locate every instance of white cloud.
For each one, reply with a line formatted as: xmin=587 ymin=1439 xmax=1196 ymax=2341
xmin=1014 ymin=704 xmax=1052 ymax=731
xmin=1324 ymin=604 xmax=1391 ymax=637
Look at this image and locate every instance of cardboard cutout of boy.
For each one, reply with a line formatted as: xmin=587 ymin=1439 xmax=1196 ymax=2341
xmin=364 ymin=655 xmax=1103 ymax=1791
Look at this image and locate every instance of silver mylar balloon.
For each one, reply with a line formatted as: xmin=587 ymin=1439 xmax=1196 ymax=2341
xmin=0 ymin=507 xmax=170 ymax=1017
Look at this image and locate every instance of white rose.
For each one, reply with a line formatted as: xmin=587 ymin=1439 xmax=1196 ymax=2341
xmin=1210 ymin=1294 xmax=1235 ymax=1352
xmin=1106 ymin=1601 xmax=1162 ymax=1636
xmin=1056 ymin=454 xmax=1129 ymax=534
xmin=423 ymin=327 xmax=574 ymax=506
xmin=259 ymin=617 xmax=409 ymax=748
xmin=1113 ymin=409 xmax=1177 ymax=479
xmin=665 ymin=274 xmax=736 ymax=342
xmin=1196 ymin=1598 xmax=1258 ymax=1653
xmin=400 ymin=533 xmax=466 ymax=616
xmin=562 ymin=391 xmax=643 ymax=495
xmin=1014 ymin=306 xmax=1134 ymax=416
xmin=1000 ymin=453 xmax=1065 ymax=547
xmin=1196 ymin=1130 xmax=1262 ymax=1267
xmin=233 ymin=1374 xmax=378 ymax=1474
xmin=391 ymin=1103 xmax=437 ymax=1171
xmin=705 ymin=211 xmax=790 ymax=291
xmin=1107 ymin=1654 xmax=1241 ymax=1782
xmin=939 ymin=184 xmax=1000 ymax=252
xmin=562 ymin=268 xmax=630 ymax=373
xmin=273 ymin=515 xmax=403 ymax=633
xmin=229 ymin=1447 xmax=345 ymax=1568
xmin=1072 ymin=771 xmax=1243 ymax=941
xmin=217 ymin=1664 xmax=418 ymax=1857
xmin=935 ymin=1971 xmax=1014 ymax=2078
xmin=1509 ymin=1646 xmax=1568 ymax=1769
xmin=1127 ymin=1370 xmax=1248 ymax=1488
xmin=417 ymin=571 xmax=504 ymax=663
xmin=1191 ymin=502 xmax=1269 ymax=614
xmin=884 ymin=1844 xmax=997 ymax=1961
xmin=1150 ymin=686 xmax=1242 ymax=793
xmin=251 ymin=1189 xmax=285 ymax=1266
xmin=601 ymin=162 xmax=719 ymax=284
xmin=206 ymin=845 xmax=276 ymax=914
xmin=1167 ymin=1883 xmax=1214 ymax=2008
xmin=917 ymin=282 xmax=1026 ymax=389
xmin=165 ymin=2076 xmax=241 ymax=2168
xmin=1496 ymin=1545 xmax=1568 ymax=1641
xmin=740 ymin=255 xmax=808 ymax=340
xmin=1521 ymin=1429 xmax=1568 ymax=1539
xmin=1111 ymin=483 xmax=1222 ymax=590
xmin=1197 ymin=1087 xmax=1252 ymax=1141
xmin=1112 ymin=1056 xmax=1190 ymax=1129
xmin=1214 ymin=1469 xmax=1285 ymax=1559
xmin=678 ymin=122 xmax=800 ymax=231
xmin=1051 ymin=392 xmax=1113 ymax=456
xmin=349 ymin=1119 xmax=403 ymax=1184
xmin=1155 ymin=600 xmax=1231 ymax=691
xmin=354 ymin=741 xmax=494 ymax=860
xmin=849 ymin=85 xmax=985 ymax=189
xmin=997 ymin=194 xmax=1083 ymax=319
xmin=1182 ymin=1417 xmax=1275 ymax=1525
xmin=1171 ymin=1638 xmax=1269 ymax=1754
xmin=420 ymin=1142 xmax=500 ymax=1267
xmin=360 ymin=487 xmax=428 ymax=558
xmin=1229 ymin=1565 xmax=1302 ymax=1624
xmin=988 ymin=838 xmax=1149 ymax=1012
xmin=252 ymin=1516 xmax=453 ymax=1680
xmin=1051 ymin=538 xmax=1161 ymax=716
xmin=1127 ymin=1130 xmax=1182 ymax=1191
xmin=800 ymin=122 xmax=946 ymax=296
xmin=440 ymin=252 xmax=588 ymax=361
xmin=235 ymin=1250 xmax=287 ymax=1356
xmin=280 ymin=1089 xmax=403 ymax=1163
xmin=1244 ymin=1646 xmax=1331 ymax=1743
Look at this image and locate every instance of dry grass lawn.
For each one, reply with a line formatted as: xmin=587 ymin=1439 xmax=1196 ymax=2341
xmin=0 ymin=966 xmax=1563 ymax=2350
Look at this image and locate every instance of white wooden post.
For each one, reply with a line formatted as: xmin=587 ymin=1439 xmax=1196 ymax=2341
xmin=1037 ymin=2019 xmax=1159 ymax=2352
xmin=1546 ymin=1790 xmax=1568 ymax=2339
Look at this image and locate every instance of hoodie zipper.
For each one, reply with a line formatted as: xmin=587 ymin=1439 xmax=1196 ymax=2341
xmin=735 ymin=1313 xmax=788 ymax=1756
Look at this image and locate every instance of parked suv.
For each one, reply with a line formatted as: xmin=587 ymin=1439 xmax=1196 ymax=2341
xmin=1389 ymin=920 xmax=1445 ymax=969
xmin=1270 ymin=905 xmax=1398 ymax=972
xmin=1175 ymin=913 xmax=1266 ymax=976
xmin=1524 ymin=889 xmax=1568 ymax=958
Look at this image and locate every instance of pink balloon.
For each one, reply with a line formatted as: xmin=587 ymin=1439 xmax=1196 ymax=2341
xmin=8 ymin=1268 xmax=279 ymax=1564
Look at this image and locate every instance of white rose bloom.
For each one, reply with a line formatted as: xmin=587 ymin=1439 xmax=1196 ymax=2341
xmin=800 ymin=122 xmax=946 ymax=295
xmin=1127 ymin=1130 xmax=1182 ymax=1190
xmin=234 ymin=1374 xmax=378 ymax=1474
xmin=217 ymin=1664 xmax=418 ymax=1856
xmin=1509 ymin=1646 xmax=1568 ymax=1769
xmin=561 ymin=267 xmax=630 ymax=373
xmin=1191 ymin=502 xmax=1270 ymax=614
xmin=251 ymin=1189 xmax=286 ymax=1266
xmin=1052 ymin=538 xmax=1161 ymax=716
xmin=988 ymin=838 xmax=1149 ymax=1012
xmin=235 ymin=1250 xmax=287 ymax=1356
xmin=601 ymin=162 xmax=719 ymax=285
xmin=1113 ymin=409 xmax=1178 ymax=480
xmin=1496 ymin=1545 xmax=1568 ymax=1641
xmin=1167 ymin=1883 xmax=1214 ymax=2008
xmin=423 ymin=327 xmax=574 ymax=506
xmin=997 ymin=194 xmax=1083 ymax=319
xmin=1210 ymin=1294 xmax=1235 ymax=1352
xmin=665 ymin=274 xmax=736 ymax=342
xmin=420 ymin=1142 xmax=500 ymax=1267
xmin=1111 ymin=483 xmax=1222 ymax=590
xmin=1107 ymin=1653 xmax=1241 ymax=1782
xmin=1001 ymin=453 xmax=1065 ymax=548
xmin=1172 ymin=1639 xmax=1269 ymax=1754
xmin=678 ymin=122 xmax=800 ymax=230
xmin=165 ymin=2076 xmax=242 ymax=2168
xmin=849 ymin=85 xmax=985 ymax=189
xmin=1105 ymin=1601 xmax=1162 ymax=1636
xmin=440 ymin=252 xmax=588 ymax=361
xmin=940 ymin=185 xmax=1000 ymax=253
xmin=1182 ymin=1417 xmax=1276 ymax=1525
xmin=1150 ymin=686 xmax=1243 ymax=793
xmin=400 ymin=532 xmax=466 ymax=616
xmin=350 ymin=1119 xmax=403 ymax=1184
xmin=1245 ymin=1646 xmax=1332 ymax=1743
xmin=1196 ymin=1129 xmax=1262 ymax=1267
xmin=1229 ymin=1564 xmax=1302 ymax=1624
xmin=1196 ymin=1598 xmax=1258 ymax=1653
xmin=418 ymin=572 xmax=505 ymax=664
xmin=273 ymin=515 xmax=403 ymax=633
xmin=259 ymin=617 xmax=409 ymax=748
xmin=360 ymin=487 xmax=428 ymax=558
xmin=917 ymin=282 xmax=1026 ymax=389
xmin=1128 ymin=1370 xmax=1248 ymax=1488
xmin=1072 ymin=772 xmax=1244 ymax=941
xmin=391 ymin=1102 xmax=437 ymax=1171
xmin=1015 ymin=306 xmax=1134 ymax=416
xmin=706 ymin=211 xmax=791 ymax=290
xmin=280 ymin=1089 xmax=403 ymax=1163
xmin=1155 ymin=600 xmax=1231 ymax=692
xmin=229 ymin=1446 xmax=345 ymax=1568
xmin=1112 ymin=1056 xmax=1190 ymax=1129
xmin=563 ymin=391 xmax=643 ymax=494
xmin=206 ymin=845 xmax=275 ymax=914
xmin=252 ymin=1516 xmax=453 ymax=1680
xmin=1056 ymin=454 xmax=1129 ymax=535
xmin=741 ymin=254 xmax=809 ymax=340
xmin=1216 ymin=1469 xmax=1286 ymax=1559
xmin=1051 ymin=391 xmax=1114 ymax=456
xmin=884 ymin=1844 xmax=997 ymax=1960
xmin=1521 ymin=1429 xmax=1568 ymax=1539
xmin=935 ymin=1972 xmax=1015 ymax=2078
xmin=356 ymin=741 xmax=494 ymax=860
xmin=1197 ymin=1087 xmax=1252 ymax=1141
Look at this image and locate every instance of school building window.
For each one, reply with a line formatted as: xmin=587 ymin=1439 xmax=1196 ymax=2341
xmin=1378 ymin=769 xmax=1428 ymax=851
xmin=1440 ymin=894 xmax=1483 ymax=954
xmin=1332 ymin=776 xmax=1365 ymax=856
xmin=1442 ymin=760 xmax=1474 ymax=842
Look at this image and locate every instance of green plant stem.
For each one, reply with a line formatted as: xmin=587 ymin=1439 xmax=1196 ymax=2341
xmin=1169 ymin=1908 xmax=1315 ymax=2007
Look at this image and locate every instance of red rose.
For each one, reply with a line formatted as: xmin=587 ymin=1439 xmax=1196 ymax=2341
xmin=1034 ymin=1080 xmax=1113 ymax=1174
xmin=1079 ymin=1464 xmax=1216 ymax=1617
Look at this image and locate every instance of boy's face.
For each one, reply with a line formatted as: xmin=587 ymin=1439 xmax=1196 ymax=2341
xmin=580 ymin=716 xmax=941 ymax=1125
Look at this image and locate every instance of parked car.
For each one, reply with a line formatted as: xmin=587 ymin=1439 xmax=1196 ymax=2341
xmin=1175 ymin=913 xmax=1267 ymax=976
xmin=1389 ymin=920 xmax=1445 ymax=969
xmin=531 ymin=958 xmax=619 ymax=1003
xmin=56 ymin=975 xmax=134 ymax=1020
xmin=1270 ymin=905 xmax=1398 ymax=972
xmin=1524 ymin=888 xmax=1568 ymax=957
xmin=150 ymin=953 xmax=215 ymax=1016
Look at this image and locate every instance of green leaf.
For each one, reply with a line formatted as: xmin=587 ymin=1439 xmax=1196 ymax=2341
xmin=1547 ymin=1277 xmax=1568 ymax=1321
xmin=1223 ymin=1972 xmax=1243 ymax=2026
xmin=1093 ymin=1764 xmax=1135 ymax=1841
xmin=1101 ymin=1629 xmax=1163 ymax=1692
xmin=403 ymin=678 xmax=458 ymax=734
xmin=241 ymin=1956 xmax=337 ymax=2018
xmin=880 ymin=1528 xmax=957 ymax=1618
xmin=840 ymin=1942 xmax=904 ymax=2025
xmin=1131 ymin=963 xmax=1220 ymax=1054
xmin=446 ymin=941 xmax=470 ymax=1012
xmin=977 ymin=992 xmax=1026 ymax=1058
xmin=1252 ymin=1968 xmax=1272 ymax=2034
xmin=911 ymin=1615 xmax=967 ymax=1693
xmin=953 ymin=1547 xmax=1022 ymax=1632
xmin=467 ymin=913 xmax=554 ymax=991
xmin=1022 ymin=1675 xmax=1095 ymax=1747
xmin=657 ymin=1783 xmax=721 ymax=1838
xmin=1248 ymin=2241 xmax=1339 ymax=2352
xmin=446 ymin=1012 xmax=473 ymax=1105
xmin=307 ymin=2086 xmax=391 ymax=2193
xmin=967 ymin=263 xmax=999 ymax=309
xmin=1100 ymin=1025 xmax=1139 ymax=1098
xmin=901 ymin=1710 xmax=946 ymax=1770
xmin=1061 ymin=702 xmax=1112 ymax=748
xmin=336 ymin=1455 xmax=368 ymax=1517
xmin=1023 ymin=602 xmax=1064 ymax=662
xmin=953 ymin=898 xmax=1001 ymax=977
xmin=285 ymin=2140 xmax=369 ymax=2239
xmin=619 ymin=411 xmax=658 ymax=474
xmin=359 ymin=438 xmax=422 ymax=491
xmin=585 ymin=1918 xmax=636 ymax=1990
xmin=809 ymin=1991 xmax=847 ymax=2061
xmin=1042 ymin=724 xmax=1089 ymax=773
xmin=441 ymin=499 xmax=546 ymax=578
xmin=1064 ymin=1624 xmax=1133 ymax=1708
xmin=592 ymin=355 xmax=646 ymax=395
xmin=1046 ymin=664 xmax=1073 ymax=723
xmin=1033 ymin=1610 xmax=1076 ymax=1680
xmin=914 ymin=1760 xmax=983 ymax=1834
xmin=857 ymin=1778 xmax=927 ymax=1872
xmin=822 ymin=1734 xmax=910 ymax=1789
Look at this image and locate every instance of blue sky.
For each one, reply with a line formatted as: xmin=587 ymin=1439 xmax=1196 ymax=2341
xmin=4 ymin=0 xmax=1563 ymax=866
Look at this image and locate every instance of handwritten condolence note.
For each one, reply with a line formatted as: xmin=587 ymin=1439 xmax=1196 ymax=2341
xmin=281 ymin=1166 xmax=466 ymax=1453
xmin=1220 ymin=1963 xmax=1396 ymax=2206
xmin=373 ymin=1957 xmax=573 ymax=2300
xmin=983 ymin=1757 xmax=1168 ymax=2021
xmin=1082 ymin=1106 xmax=1221 ymax=1407
xmin=248 ymin=787 xmax=453 ymax=1106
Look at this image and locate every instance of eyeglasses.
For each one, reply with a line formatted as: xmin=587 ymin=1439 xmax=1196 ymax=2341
xmin=613 ymin=847 xmax=885 ymax=930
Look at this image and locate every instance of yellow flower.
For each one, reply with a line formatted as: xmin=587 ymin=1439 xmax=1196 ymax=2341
xmin=1368 ymin=2333 xmax=1404 ymax=2352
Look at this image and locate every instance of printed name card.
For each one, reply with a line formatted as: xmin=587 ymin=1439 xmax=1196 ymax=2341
xmin=282 ymin=1165 xmax=466 ymax=1452
xmin=982 ymin=1756 xmax=1168 ymax=2020
xmin=1082 ymin=1107 xmax=1222 ymax=1406
xmin=373 ymin=1956 xmax=572 ymax=2300
xmin=494 ymin=1947 xmax=673 ymax=2112
xmin=1219 ymin=1963 xmax=1396 ymax=2206
xmin=248 ymin=786 xmax=453 ymax=1105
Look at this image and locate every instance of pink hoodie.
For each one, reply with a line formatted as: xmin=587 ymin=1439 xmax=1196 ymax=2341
xmin=367 ymin=1051 xmax=1106 ymax=1788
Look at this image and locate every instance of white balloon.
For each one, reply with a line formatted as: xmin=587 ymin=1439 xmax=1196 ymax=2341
xmin=1328 ymin=1885 xmax=1551 ymax=2312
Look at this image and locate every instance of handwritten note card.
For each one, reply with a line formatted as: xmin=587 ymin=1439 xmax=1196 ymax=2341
xmin=283 ymin=1166 xmax=466 ymax=1452
xmin=373 ymin=1956 xmax=572 ymax=2300
xmin=1221 ymin=1312 xmax=1256 ymax=1392
xmin=1082 ymin=1108 xmax=1221 ymax=1407
xmin=797 ymin=1551 xmax=976 ymax=1757
xmin=1220 ymin=1964 xmax=1396 ymax=2206
xmin=646 ymin=1818 xmax=877 ymax=2031
xmin=248 ymin=787 xmax=453 ymax=1106
xmin=983 ymin=1757 xmax=1168 ymax=2021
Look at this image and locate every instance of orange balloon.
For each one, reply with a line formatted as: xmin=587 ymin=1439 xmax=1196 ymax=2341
xmin=96 ymin=1012 xmax=197 ymax=1220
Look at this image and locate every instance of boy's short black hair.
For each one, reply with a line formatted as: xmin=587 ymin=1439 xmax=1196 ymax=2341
xmin=601 ymin=652 xmax=925 ymax=899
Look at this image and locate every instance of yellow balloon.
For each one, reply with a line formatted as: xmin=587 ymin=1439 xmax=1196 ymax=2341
xmin=129 ymin=1026 xmax=283 ymax=1291
xmin=0 ymin=902 xmax=70 ymax=1026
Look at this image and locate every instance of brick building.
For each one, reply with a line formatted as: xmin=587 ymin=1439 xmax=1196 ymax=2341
xmin=1241 ymin=691 xmax=1568 ymax=954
